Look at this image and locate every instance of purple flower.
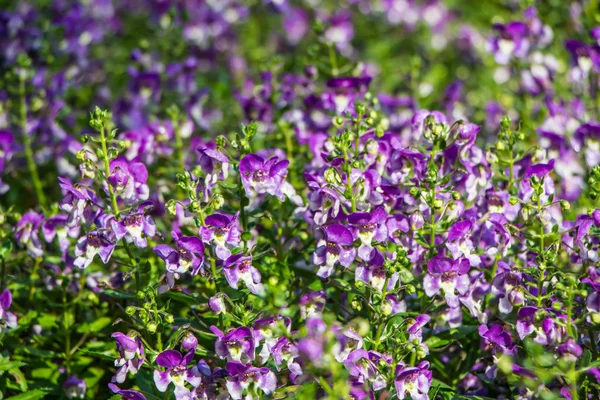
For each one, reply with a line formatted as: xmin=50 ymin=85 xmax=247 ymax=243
xmin=182 ymin=333 xmax=199 ymax=353
xmin=110 ymin=204 xmax=156 ymax=248
xmin=355 ymin=249 xmax=397 ymax=293
xmin=211 ymin=326 xmax=255 ymax=363
xmin=407 ymin=314 xmax=431 ymax=356
xmin=394 ymin=361 xmax=432 ymax=400
xmin=200 ymin=213 xmax=241 ymax=260
xmin=488 ymin=21 xmax=530 ymax=64
xmin=516 ymin=307 xmax=566 ymax=346
xmin=154 ymin=231 xmax=205 ymax=277
xmin=108 ymin=383 xmax=146 ymax=400
xmin=208 ymin=294 xmax=227 ymax=314
xmin=271 ymin=337 xmax=302 ymax=378
xmin=445 ymin=220 xmax=481 ymax=267
xmin=221 ymin=254 xmax=264 ymax=295
xmin=42 ymin=215 xmax=80 ymax=253
xmin=313 ymin=224 xmax=357 ymax=278
xmin=299 ymin=290 xmax=326 ymax=319
xmin=239 ymin=154 xmax=301 ymax=205
xmin=63 ymin=375 xmax=86 ymax=399
xmin=479 ymin=324 xmax=516 ymax=356
xmin=344 ymin=350 xmax=389 ymax=392
xmin=73 ymin=230 xmax=116 ymax=269
xmin=557 ymin=338 xmax=583 ymax=362
xmin=58 ymin=178 xmax=96 ymax=227
xmin=491 ymin=263 xmax=525 ymax=314
xmin=111 ymin=332 xmax=145 ymax=383
xmin=153 ymin=350 xmax=201 ymax=398
xmin=192 ymin=359 xmax=228 ymax=399
xmin=14 ymin=211 xmax=44 ymax=257
xmin=0 ymin=289 xmax=17 ymax=333
xmin=423 ymin=256 xmax=470 ymax=308
xmin=348 ymin=206 xmax=388 ymax=260
xmin=107 ymin=157 xmax=149 ymax=205
xmin=225 ymin=361 xmax=277 ymax=400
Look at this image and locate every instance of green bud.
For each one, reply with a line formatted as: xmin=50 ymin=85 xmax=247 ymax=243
xmin=452 ymin=191 xmax=461 ymax=201
xmin=241 ymin=231 xmax=253 ymax=242
xmin=496 ymin=141 xmax=506 ymax=151
xmin=405 ymin=284 xmax=416 ymax=295
xmin=147 ymin=322 xmax=158 ymax=333
xmin=333 ymin=116 xmax=345 ymax=127
xmin=166 ymin=199 xmax=177 ymax=215
xmin=324 ymin=167 xmax=342 ymax=185
xmin=433 ymin=199 xmax=444 ymax=211
xmin=380 ymin=301 xmax=392 ymax=316
xmin=355 ymin=280 xmax=365 ymax=289
xmin=164 ymin=314 xmax=174 ymax=324
xmin=125 ymin=306 xmax=136 ymax=315
xmin=509 ymin=197 xmax=519 ymax=205
xmin=409 ymin=187 xmax=420 ymax=198
xmin=560 ymin=200 xmax=570 ymax=211
xmin=269 ymin=276 xmax=279 ymax=286
xmin=591 ymin=313 xmax=600 ymax=325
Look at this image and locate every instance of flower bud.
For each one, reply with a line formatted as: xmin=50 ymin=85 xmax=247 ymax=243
xmin=560 ymin=200 xmax=570 ymax=211
xmin=509 ymin=197 xmax=519 ymax=205
xmin=147 ymin=322 xmax=158 ymax=333
xmin=125 ymin=306 xmax=136 ymax=315
xmin=164 ymin=314 xmax=174 ymax=324
xmin=405 ymin=284 xmax=416 ymax=295
xmin=381 ymin=301 xmax=392 ymax=316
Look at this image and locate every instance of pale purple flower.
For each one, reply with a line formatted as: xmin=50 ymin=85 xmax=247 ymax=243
xmin=0 ymin=289 xmax=17 ymax=333
xmin=200 ymin=213 xmax=241 ymax=260
xmin=445 ymin=220 xmax=481 ymax=266
xmin=221 ymin=254 xmax=264 ymax=295
xmin=348 ymin=206 xmax=388 ymax=260
xmin=491 ymin=262 xmax=525 ymax=314
xmin=73 ymin=230 xmax=116 ymax=269
xmin=211 ymin=326 xmax=255 ymax=363
xmin=58 ymin=178 xmax=96 ymax=228
xmin=154 ymin=231 xmax=205 ymax=277
xmin=153 ymin=350 xmax=201 ymax=399
xmin=299 ymin=290 xmax=326 ymax=319
xmin=208 ymin=294 xmax=227 ymax=314
xmin=107 ymin=157 xmax=149 ymax=205
xmin=108 ymin=383 xmax=146 ymax=400
xmin=225 ymin=361 xmax=277 ymax=400
xmin=14 ymin=211 xmax=44 ymax=257
xmin=479 ymin=324 xmax=516 ymax=356
xmin=313 ymin=224 xmax=357 ymax=278
xmin=344 ymin=350 xmax=389 ymax=392
xmin=110 ymin=204 xmax=156 ymax=248
xmin=239 ymin=154 xmax=301 ymax=205
xmin=394 ymin=361 xmax=432 ymax=400
xmin=42 ymin=215 xmax=80 ymax=253
xmin=63 ymin=375 xmax=86 ymax=399
xmin=111 ymin=332 xmax=145 ymax=383
xmin=423 ymin=256 xmax=470 ymax=308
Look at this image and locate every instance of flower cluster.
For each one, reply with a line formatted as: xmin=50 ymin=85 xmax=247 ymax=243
xmin=0 ymin=1 xmax=600 ymax=400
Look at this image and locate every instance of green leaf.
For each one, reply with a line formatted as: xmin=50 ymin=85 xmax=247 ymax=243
xmin=5 ymin=388 xmax=53 ymax=400
xmin=103 ymin=289 xmax=137 ymax=299
xmin=0 ymin=239 xmax=13 ymax=259
xmin=424 ymin=325 xmax=478 ymax=349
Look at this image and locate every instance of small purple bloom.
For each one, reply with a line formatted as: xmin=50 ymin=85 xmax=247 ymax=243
xmin=225 ymin=361 xmax=277 ymax=400
xmin=348 ymin=206 xmax=388 ymax=260
xmin=154 ymin=231 xmax=205 ymax=277
xmin=111 ymin=332 xmax=145 ymax=383
xmin=107 ymin=157 xmax=149 ymax=205
xmin=63 ymin=375 xmax=86 ymax=399
xmin=108 ymin=383 xmax=146 ymax=400
xmin=111 ymin=204 xmax=156 ymax=248
xmin=208 ymin=294 xmax=227 ymax=314
xmin=153 ymin=350 xmax=201 ymax=399
xmin=314 ymin=224 xmax=357 ymax=278
xmin=446 ymin=220 xmax=481 ymax=267
xmin=73 ymin=230 xmax=116 ymax=269
xmin=299 ymin=290 xmax=326 ymax=319
xmin=14 ymin=211 xmax=44 ymax=258
xmin=479 ymin=324 xmax=516 ymax=356
xmin=221 ymin=254 xmax=264 ymax=295
xmin=211 ymin=326 xmax=255 ymax=363
xmin=0 ymin=289 xmax=17 ymax=333
xmin=200 ymin=213 xmax=241 ymax=260
xmin=239 ymin=154 xmax=301 ymax=205
xmin=42 ymin=215 xmax=80 ymax=253
xmin=394 ymin=361 xmax=432 ymax=400
xmin=423 ymin=256 xmax=470 ymax=308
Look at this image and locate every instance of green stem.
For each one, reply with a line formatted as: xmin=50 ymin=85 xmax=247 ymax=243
xmin=18 ymin=74 xmax=46 ymax=207
xmin=328 ymin=44 xmax=338 ymax=77
xmin=342 ymin=148 xmax=357 ymax=212
xmin=536 ymin=197 xmax=545 ymax=307
xmin=174 ymin=121 xmax=185 ymax=173
xmin=100 ymin=125 xmax=120 ymax=218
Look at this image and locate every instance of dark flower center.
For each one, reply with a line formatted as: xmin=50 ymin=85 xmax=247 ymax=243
xmin=441 ymin=271 xmax=457 ymax=282
xmin=359 ymin=223 xmax=375 ymax=233
xmin=326 ymin=241 xmax=340 ymax=256
xmin=214 ymin=226 xmax=230 ymax=237
xmin=87 ymin=233 xmax=102 ymax=248
xmin=170 ymin=365 xmax=186 ymax=377
xmin=252 ymin=170 xmax=269 ymax=182
xmin=123 ymin=214 xmax=142 ymax=227
xmin=239 ymin=260 xmax=252 ymax=272
xmin=179 ymin=248 xmax=193 ymax=262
